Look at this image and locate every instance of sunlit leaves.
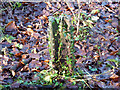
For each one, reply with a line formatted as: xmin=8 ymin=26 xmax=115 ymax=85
xmin=15 ymin=43 xmax=23 ymax=49
xmin=16 ymin=2 xmax=22 ymax=8
xmin=75 ymin=35 xmax=80 ymax=41
xmin=91 ymin=16 xmax=99 ymax=21
xmin=4 ymin=34 xmax=15 ymax=43
xmin=91 ymin=9 xmax=100 ymax=15
xmin=55 ymin=18 xmax=60 ymax=24
xmin=10 ymin=2 xmax=22 ymax=10
xmin=55 ymin=82 xmax=59 ymax=86
xmin=107 ymin=58 xmax=120 ymax=67
xmin=105 ymin=19 xmax=112 ymax=23
xmin=110 ymin=73 xmax=119 ymax=82
xmin=89 ymin=66 xmax=98 ymax=72
xmin=44 ymin=76 xmax=51 ymax=82
xmin=17 ymin=80 xmax=24 ymax=83
xmin=0 ymin=84 xmax=3 ymax=90
xmin=86 ymin=20 xmax=93 ymax=24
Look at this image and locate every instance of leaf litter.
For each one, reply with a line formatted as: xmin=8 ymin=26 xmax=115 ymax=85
xmin=0 ymin=2 xmax=120 ymax=89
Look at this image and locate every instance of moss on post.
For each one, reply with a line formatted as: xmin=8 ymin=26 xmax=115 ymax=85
xmin=48 ymin=15 xmax=76 ymax=75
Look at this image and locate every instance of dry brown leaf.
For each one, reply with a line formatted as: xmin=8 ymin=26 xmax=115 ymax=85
xmin=110 ymin=73 xmax=120 ymax=82
xmin=29 ymin=53 xmax=40 ymax=59
xmin=105 ymin=19 xmax=112 ymax=23
xmin=15 ymin=52 xmax=22 ymax=57
xmin=112 ymin=18 xmax=118 ymax=27
xmin=22 ymin=54 xmax=28 ymax=59
xmin=27 ymin=25 xmax=33 ymax=28
xmin=89 ymin=46 xmax=93 ymax=51
xmin=44 ymin=59 xmax=49 ymax=63
xmin=110 ymin=50 xmax=118 ymax=55
xmin=31 ymin=69 xmax=40 ymax=72
xmin=5 ymin=21 xmax=17 ymax=32
xmin=110 ymin=81 xmax=120 ymax=88
xmin=93 ymin=55 xmax=100 ymax=60
xmin=33 ymin=33 xmax=40 ymax=39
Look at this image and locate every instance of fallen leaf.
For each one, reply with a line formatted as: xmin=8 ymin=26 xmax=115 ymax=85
xmin=44 ymin=59 xmax=49 ymax=63
xmin=110 ymin=50 xmax=118 ymax=55
xmin=15 ymin=52 xmax=22 ymax=57
xmin=5 ymin=21 xmax=17 ymax=32
xmin=11 ymin=82 xmax=20 ymax=88
xmin=33 ymin=33 xmax=40 ymax=39
xmin=97 ymin=81 xmax=106 ymax=88
xmin=11 ymin=70 xmax=16 ymax=77
xmin=22 ymin=54 xmax=29 ymax=59
xmin=91 ymin=9 xmax=100 ymax=15
xmin=27 ymin=25 xmax=33 ymax=28
xmin=31 ymin=69 xmax=40 ymax=72
xmin=93 ymin=55 xmax=100 ymax=60
xmin=110 ymin=73 xmax=119 ymax=82
xmin=43 ymin=15 xmax=48 ymax=20
xmin=105 ymin=19 xmax=112 ymax=23
xmin=29 ymin=53 xmax=40 ymax=59
xmin=111 ymin=18 xmax=118 ymax=27
xmin=91 ymin=16 xmax=99 ymax=21
xmin=110 ymin=81 xmax=120 ymax=88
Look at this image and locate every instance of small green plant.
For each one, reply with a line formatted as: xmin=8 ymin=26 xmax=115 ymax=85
xmin=0 ymin=2 xmax=22 ymax=13
xmin=15 ymin=43 xmax=23 ymax=49
xmin=9 ymin=2 xmax=22 ymax=10
xmin=0 ymin=33 xmax=15 ymax=43
xmin=47 ymin=14 xmax=92 ymax=89
xmin=0 ymin=84 xmax=4 ymax=90
xmin=5 ymin=34 xmax=15 ymax=43
xmin=106 ymin=58 xmax=120 ymax=68
xmin=89 ymin=66 xmax=98 ymax=72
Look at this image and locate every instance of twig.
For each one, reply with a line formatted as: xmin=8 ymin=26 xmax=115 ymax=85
xmin=38 ymin=48 xmax=48 ymax=54
xmin=77 ymin=0 xmax=81 ymax=34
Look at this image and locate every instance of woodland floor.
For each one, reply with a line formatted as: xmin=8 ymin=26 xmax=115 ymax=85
xmin=0 ymin=2 xmax=120 ymax=89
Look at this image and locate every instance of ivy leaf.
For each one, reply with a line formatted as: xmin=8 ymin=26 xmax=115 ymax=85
xmin=9 ymin=35 xmax=15 ymax=41
xmin=70 ymin=26 xmax=74 ymax=32
xmin=91 ymin=9 xmax=100 ymax=14
xmin=15 ymin=43 xmax=23 ymax=49
xmin=75 ymin=36 xmax=79 ymax=41
xmin=63 ymin=33 xmax=67 ymax=37
xmin=17 ymin=80 xmax=24 ymax=83
xmin=44 ymin=75 xmax=51 ymax=82
xmin=71 ymin=17 xmax=76 ymax=24
xmin=0 ymin=84 xmax=3 ymax=90
xmin=88 ymin=23 xmax=93 ymax=28
xmin=16 ymin=2 xmax=21 ymax=7
xmin=55 ymin=82 xmax=59 ymax=86
xmin=86 ymin=20 xmax=93 ymax=24
xmin=107 ymin=59 xmax=120 ymax=64
xmin=91 ymin=16 xmax=99 ymax=21
xmin=4 ymin=35 xmax=15 ymax=43
xmin=24 ymin=81 xmax=29 ymax=85
xmin=19 ymin=44 xmax=23 ymax=49
xmin=55 ymin=18 xmax=60 ymax=24
xmin=89 ymin=66 xmax=97 ymax=71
